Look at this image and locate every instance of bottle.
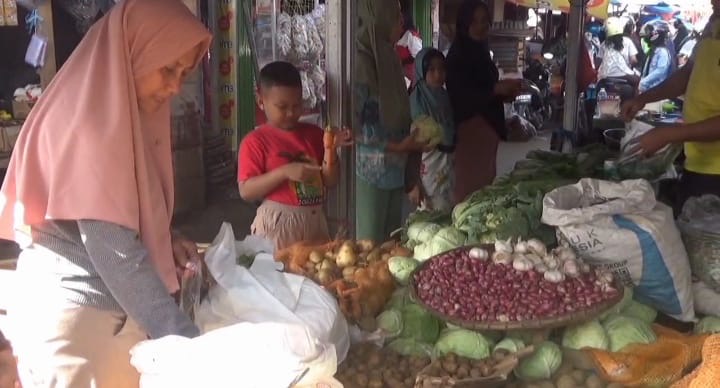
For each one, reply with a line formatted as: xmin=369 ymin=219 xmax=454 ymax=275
xmin=597 ymin=88 xmax=608 ymax=102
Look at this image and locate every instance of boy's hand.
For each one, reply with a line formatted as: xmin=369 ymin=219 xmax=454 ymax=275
xmin=324 ymin=127 xmax=354 ymax=149
xmin=284 ymin=163 xmax=323 ymax=182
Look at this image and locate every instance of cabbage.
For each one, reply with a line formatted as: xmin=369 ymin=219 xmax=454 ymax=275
xmin=493 ymin=338 xmax=526 ymax=354
xmin=561 ymin=320 xmax=609 ymax=350
xmin=507 ymin=329 xmax=545 ymax=344
xmin=377 ymin=309 xmax=403 ymax=338
xmin=407 ymin=222 xmax=441 ymax=242
xmin=429 ymin=226 xmax=467 ymax=256
xmin=388 ymin=256 xmax=420 ymax=285
xmin=413 ymin=243 xmax=434 ymax=262
xmin=695 ymin=316 xmax=720 ymax=334
xmin=387 ymin=338 xmax=433 ymax=357
xmin=412 ymin=115 xmax=444 ymax=147
xmin=515 ymin=341 xmax=562 ymax=381
xmin=400 ymin=304 xmax=441 ymax=343
xmin=620 ymin=301 xmax=657 ymax=324
xmin=387 ymin=288 xmax=412 ymax=309
xmin=603 ymin=315 xmax=657 ymax=352
xmin=600 ymin=287 xmax=634 ymax=321
xmin=433 ymin=329 xmax=491 ymax=360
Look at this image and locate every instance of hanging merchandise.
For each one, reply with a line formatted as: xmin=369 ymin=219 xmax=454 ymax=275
xmin=269 ymin=1 xmax=327 ymax=109
xmin=24 ymin=10 xmax=47 ymax=68
xmin=1 ymin=0 xmax=19 ymax=26
xmin=508 ymin=0 xmax=611 ymax=20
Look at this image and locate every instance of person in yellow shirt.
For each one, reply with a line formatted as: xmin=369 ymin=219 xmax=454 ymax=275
xmin=622 ymin=1 xmax=720 ymax=210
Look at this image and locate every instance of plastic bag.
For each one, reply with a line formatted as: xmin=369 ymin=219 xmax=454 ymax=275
xmin=277 ymin=12 xmax=293 ymax=58
xmin=300 ymin=70 xmax=317 ymax=109
xmin=692 ymin=280 xmax=720 ymax=316
xmin=505 ymin=115 xmax=537 ymax=142
xmin=614 ymin=120 xmax=682 ymax=181
xmin=305 ymin=14 xmax=324 ymax=58
xmin=678 ymin=195 xmax=720 ymax=292
xmin=542 ymin=179 xmax=695 ymax=321
xmin=130 ymin=322 xmax=338 ymax=388
xmin=292 ymin=15 xmax=310 ymax=60
xmin=310 ymin=64 xmax=326 ymax=103
xmin=194 ymin=223 xmax=349 ymax=362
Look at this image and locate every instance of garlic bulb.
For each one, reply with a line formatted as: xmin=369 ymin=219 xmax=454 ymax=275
xmin=494 ymin=238 xmax=513 ymax=254
xmin=469 ymin=247 xmax=489 ymax=260
xmin=513 ymin=257 xmax=533 ymax=272
xmin=581 ymin=262 xmax=591 ymax=274
xmin=554 ymin=247 xmax=577 ymax=262
xmin=596 ymin=270 xmax=614 ymax=285
xmin=543 ymin=255 xmax=560 ymax=270
xmin=562 ymin=259 xmax=580 ymax=277
xmin=514 ymin=239 xmax=529 ymax=254
xmin=544 ymin=270 xmax=566 ymax=283
xmin=492 ymin=251 xmax=512 ymax=265
xmin=525 ymin=253 xmax=543 ymax=266
xmin=534 ymin=263 xmax=549 ymax=273
xmin=527 ymin=239 xmax=547 ymax=256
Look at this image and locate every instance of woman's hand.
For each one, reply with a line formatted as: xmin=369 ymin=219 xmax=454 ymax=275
xmin=408 ymin=184 xmax=430 ymax=209
xmin=172 ymin=232 xmax=201 ymax=279
xmin=324 ymin=127 xmax=354 ymax=149
xmin=392 ymin=128 xmax=433 ymax=153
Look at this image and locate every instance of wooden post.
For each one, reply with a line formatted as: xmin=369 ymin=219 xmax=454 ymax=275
xmin=37 ymin=0 xmax=57 ymax=89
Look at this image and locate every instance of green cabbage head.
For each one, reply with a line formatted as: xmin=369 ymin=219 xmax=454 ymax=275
xmin=407 ymin=222 xmax=442 ymax=243
xmin=387 ymin=338 xmax=433 ymax=357
xmin=695 ymin=316 xmax=720 ymax=335
xmin=515 ymin=341 xmax=562 ymax=381
xmin=413 ymin=243 xmax=434 ymax=262
xmin=388 ymin=256 xmax=419 ymax=285
xmin=429 ymin=226 xmax=467 ymax=256
xmin=412 ymin=115 xmax=444 ymax=147
xmin=620 ymin=300 xmax=657 ymax=324
xmin=433 ymin=328 xmax=491 ymax=360
xmin=376 ymin=308 xmax=403 ymax=338
xmin=603 ymin=314 xmax=657 ymax=352
xmin=493 ymin=338 xmax=526 ymax=354
xmin=561 ymin=320 xmax=609 ymax=350
xmin=400 ymin=304 xmax=441 ymax=344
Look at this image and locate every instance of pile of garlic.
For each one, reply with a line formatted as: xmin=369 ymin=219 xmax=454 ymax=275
xmin=469 ymin=239 xmax=593 ymax=284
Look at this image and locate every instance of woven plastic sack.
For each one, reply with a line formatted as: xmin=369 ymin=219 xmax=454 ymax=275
xmin=678 ymin=195 xmax=720 ymax=293
xmin=585 ymin=326 xmax=707 ymax=387
xmin=671 ymin=335 xmax=720 ymax=388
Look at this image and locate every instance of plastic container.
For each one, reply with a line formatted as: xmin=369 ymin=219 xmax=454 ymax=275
xmin=597 ymin=87 xmax=608 ymax=101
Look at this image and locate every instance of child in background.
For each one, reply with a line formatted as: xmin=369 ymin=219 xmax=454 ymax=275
xmin=238 ymin=61 xmax=351 ymax=250
xmin=408 ymin=48 xmax=456 ymax=212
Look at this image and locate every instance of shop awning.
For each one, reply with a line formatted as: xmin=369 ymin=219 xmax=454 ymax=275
xmin=507 ymin=0 xmax=611 ymax=20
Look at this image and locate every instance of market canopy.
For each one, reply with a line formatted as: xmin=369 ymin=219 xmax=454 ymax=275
xmin=507 ymin=0 xmax=611 ymax=19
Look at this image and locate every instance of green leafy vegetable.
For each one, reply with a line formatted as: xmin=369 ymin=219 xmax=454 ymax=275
xmin=433 ymin=329 xmax=491 ymax=360
xmin=400 ymin=304 xmax=441 ymax=344
xmin=377 ymin=309 xmax=403 ymax=338
xmin=493 ymin=338 xmax=526 ymax=354
xmin=387 ymin=338 xmax=433 ymax=357
xmin=603 ymin=315 xmax=657 ymax=352
xmin=620 ymin=300 xmax=657 ymax=324
xmin=388 ymin=256 xmax=420 ymax=285
xmin=515 ymin=341 xmax=562 ymax=381
xmin=561 ymin=320 xmax=609 ymax=350
xmin=695 ymin=316 xmax=720 ymax=334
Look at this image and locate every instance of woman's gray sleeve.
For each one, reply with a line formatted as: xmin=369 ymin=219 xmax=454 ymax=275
xmin=77 ymin=220 xmax=200 ymax=339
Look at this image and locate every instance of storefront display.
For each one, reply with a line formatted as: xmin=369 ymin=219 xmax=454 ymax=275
xmin=254 ymin=0 xmax=327 ymax=110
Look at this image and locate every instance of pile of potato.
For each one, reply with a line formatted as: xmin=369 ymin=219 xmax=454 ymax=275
xmin=506 ymin=361 xmax=625 ymax=388
xmin=336 ymin=343 xmax=430 ymax=388
xmin=302 ymin=240 xmax=412 ymax=286
xmin=423 ymin=351 xmax=509 ymax=381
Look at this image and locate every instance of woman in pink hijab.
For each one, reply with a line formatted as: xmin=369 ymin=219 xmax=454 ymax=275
xmin=0 ymin=0 xmax=211 ymax=386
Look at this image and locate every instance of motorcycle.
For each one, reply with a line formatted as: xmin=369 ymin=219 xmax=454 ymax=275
xmin=516 ymin=54 xmax=555 ymax=131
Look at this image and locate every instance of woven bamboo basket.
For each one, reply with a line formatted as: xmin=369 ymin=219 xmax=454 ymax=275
xmin=409 ymin=246 xmax=624 ymax=331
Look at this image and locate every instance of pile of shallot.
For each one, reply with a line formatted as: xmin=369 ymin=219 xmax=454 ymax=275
xmin=414 ymin=240 xmax=620 ymax=323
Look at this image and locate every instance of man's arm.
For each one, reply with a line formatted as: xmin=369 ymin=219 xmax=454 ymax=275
xmin=636 ymin=60 xmax=693 ymax=103
xmin=669 ymin=115 xmax=720 ymax=143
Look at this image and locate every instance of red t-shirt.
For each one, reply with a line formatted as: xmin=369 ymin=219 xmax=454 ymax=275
xmin=238 ymin=123 xmax=325 ymax=206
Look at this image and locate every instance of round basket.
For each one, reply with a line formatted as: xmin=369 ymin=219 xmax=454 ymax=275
xmin=409 ymin=246 xmax=625 ymax=331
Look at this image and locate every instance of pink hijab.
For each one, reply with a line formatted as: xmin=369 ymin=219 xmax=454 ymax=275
xmin=0 ymin=0 xmax=211 ymax=293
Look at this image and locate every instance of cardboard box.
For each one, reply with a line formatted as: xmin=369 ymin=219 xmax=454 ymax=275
xmin=11 ymin=100 xmax=32 ymax=120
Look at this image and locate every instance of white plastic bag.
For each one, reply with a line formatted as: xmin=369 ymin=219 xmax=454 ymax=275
xmin=692 ymin=281 xmax=720 ymax=317
xmin=131 ymin=322 xmax=338 ymax=388
xmin=195 ymin=223 xmax=349 ymax=362
xmin=542 ymin=179 xmax=695 ymax=321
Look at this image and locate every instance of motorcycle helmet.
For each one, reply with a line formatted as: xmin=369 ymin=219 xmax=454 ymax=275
xmin=605 ymin=17 xmax=625 ymax=38
xmin=641 ymin=20 xmax=671 ymax=45
xmin=621 ymin=15 xmax=636 ymax=36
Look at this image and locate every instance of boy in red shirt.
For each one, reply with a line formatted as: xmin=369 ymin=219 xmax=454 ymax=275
xmin=0 ymin=330 xmax=21 ymax=388
xmin=238 ymin=62 xmax=351 ymax=250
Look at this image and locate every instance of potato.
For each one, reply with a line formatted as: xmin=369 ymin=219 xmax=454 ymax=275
xmin=537 ymin=381 xmax=555 ymax=388
xmin=356 ymin=239 xmax=376 ymax=253
xmin=606 ymin=384 xmax=624 ymax=388
xmin=354 ymin=373 xmax=369 ymax=387
xmin=366 ymin=248 xmax=381 ymax=263
xmin=320 ymin=259 xmax=336 ymax=271
xmin=342 ymin=266 xmax=357 ymax=280
xmin=469 ymin=368 xmax=482 ymax=378
xmin=555 ymin=374 xmax=577 ymax=388
xmin=571 ymin=369 xmax=587 ymax=383
xmin=317 ymin=269 xmax=334 ymax=285
xmin=585 ymin=374 xmax=605 ymax=388
xmin=367 ymin=352 xmax=381 ymax=367
xmin=391 ymin=246 xmax=413 ymax=257
xmin=456 ymin=365 xmax=469 ymax=379
xmin=441 ymin=360 xmax=458 ymax=374
xmin=368 ymin=378 xmax=383 ymax=388
xmin=309 ymin=250 xmax=324 ymax=263
xmin=381 ymin=253 xmax=392 ymax=262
